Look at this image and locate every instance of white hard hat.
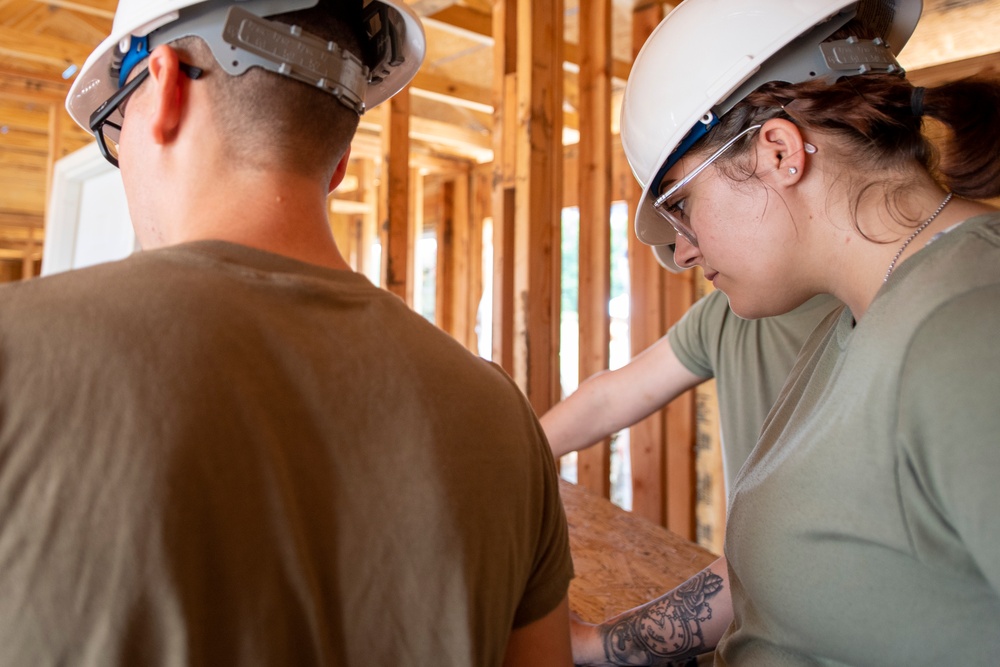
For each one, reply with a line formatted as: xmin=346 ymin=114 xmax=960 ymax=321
xmin=66 ymin=0 xmax=425 ymax=131
xmin=621 ymin=0 xmax=922 ymax=271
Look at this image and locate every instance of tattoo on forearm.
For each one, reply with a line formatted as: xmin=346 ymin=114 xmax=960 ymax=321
xmin=598 ymin=569 xmax=724 ymax=665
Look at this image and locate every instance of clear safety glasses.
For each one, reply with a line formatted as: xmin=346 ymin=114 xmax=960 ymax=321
xmin=89 ymin=61 xmax=203 ymax=168
xmin=652 ymin=124 xmax=762 ymax=247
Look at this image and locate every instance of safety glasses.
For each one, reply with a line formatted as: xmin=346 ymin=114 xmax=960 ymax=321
xmin=652 ymin=124 xmax=762 ymax=247
xmin=89 ymin=61 xmax=203 ymax=168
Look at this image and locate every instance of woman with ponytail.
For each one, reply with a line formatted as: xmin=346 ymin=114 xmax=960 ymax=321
xmin=571 ymin=1 xmax=1000 ymax=665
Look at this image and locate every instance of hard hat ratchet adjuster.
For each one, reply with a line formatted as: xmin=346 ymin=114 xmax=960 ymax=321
xmin=114 ymin=35 xmax=152 ymax=88
xmin=222 ymin=5 xmax=369 ymax=114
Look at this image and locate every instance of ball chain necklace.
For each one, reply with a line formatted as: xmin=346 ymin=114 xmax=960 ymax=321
xmin=883 ymin=192 xmax=953 ymax=283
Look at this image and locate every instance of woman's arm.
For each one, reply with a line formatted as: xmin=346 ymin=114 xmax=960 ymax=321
xmin=571 ymin=557 xmax=732 ymax=666
xmin=541 ymin=336 xmax=705 ymax=459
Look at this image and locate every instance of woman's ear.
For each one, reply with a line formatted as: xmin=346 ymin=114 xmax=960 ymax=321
xmin=145 ymin=44 xmax=184 ymax=145
xmin=757 ymin=117 xmax=807 ymax=185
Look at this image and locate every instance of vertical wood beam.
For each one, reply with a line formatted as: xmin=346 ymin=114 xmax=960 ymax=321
xmin=437 ymin=178 xmax=456 ymax=333
xmin=658 ymin=0 xmax=696 ymax=537
xmin=435 ymin=170 xmax=474 ymax=349
xmin=627 ymin=1 xmax=668 ymax=525
xmin=510 ymin=0 xmax=563 ymax=412
xmin=451 ymin=170 xmax=473 ymax=349
xmin=622 ymin=1 xmax=696 ymax=539
xmin=381 ymin=89 xmax=414 ymax=304
xmin=575 ymin=0 xmax=613 ymax=497
xmin=467 ymin=167 xmax=488 ymax=353
xmin=45 ymin=103 xmax=62 ymax=199
xmin=491 ymin=0 xmax=517 ymax=372
xmin=38 ymin=103 xmax=63 ymax=278
xmin=469 ymin=164 xmax=494 ymax=356
xmin=664 ymin=267 xmax=695 ymax=540
xmin=361 ymin=158 xmax=378 ymax=282
xmin=410 ymin=167 xmax=423 ymax=308
xmin=21 ymin=227 xmax=35 ymax=281
xmin=351 ymin=218 xmax=363 ymax=271
xmin=328 ymin=210 xmax=351 ymax=264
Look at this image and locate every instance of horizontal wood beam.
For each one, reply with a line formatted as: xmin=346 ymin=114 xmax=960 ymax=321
xmin=1 ymin=106 xmax=51 ymax=133
xmin=0 ymin=149 xmax=50 ymax=170
xmin=0 ymin=247 xmax=43 ymax=260
xmin=408 ymin=116 xmax=492 ymax=161
xmin=907 ymin=50 xmax=1000 ymax=86
xmin=410 ymin=70 xmax=493 ymax=113
xmin=0 ymin=68 xmax=71 ymax=104
xmin=358 ymin=114 xmax=492 ymax=162
xmin=0 ymin=131 xmax=51 ymax=155
xmin=427 ymin=5 xmax=632 ymax=81
xmin=0 ymin=130 xmax=90 ymax=157
xmin=0 ymin=210 xmax=45 ymax=229
xmin=329 ymin=199 xmax=372 ymax=215
xmin=30 ymin=0 xmax=115 ymax=19
xmin=0 ymin=26 xmax=90 ymax=69
xmin=424 ymin=6 xmax=494 ymax=44
xmin=899 ymin=0 xmax=1000 ymax=71
xmin=348 ymin=130 xmax=474 ymax=174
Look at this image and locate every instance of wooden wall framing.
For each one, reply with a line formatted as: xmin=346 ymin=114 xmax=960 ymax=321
xmin=10 ymin=0 xmax=999 ymax=544
xmin=621 ymin=1 xmax=695 ymax=539
xmin=574 ymin=0 xmax=614 ymax=499
xmin=490 ymin=0 xmax=564 ymax=415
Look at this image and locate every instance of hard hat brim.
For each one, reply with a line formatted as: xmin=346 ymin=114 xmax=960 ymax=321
xmin=66 ymin=0 xmax=425 ymax=131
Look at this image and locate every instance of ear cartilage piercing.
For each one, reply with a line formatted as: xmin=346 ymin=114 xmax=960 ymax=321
xmin=804 ymin=143 xmax=817 ymax=154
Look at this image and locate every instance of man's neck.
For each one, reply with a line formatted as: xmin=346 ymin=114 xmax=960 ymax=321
xmin=142 ymin=168 xmax=352 ymax=272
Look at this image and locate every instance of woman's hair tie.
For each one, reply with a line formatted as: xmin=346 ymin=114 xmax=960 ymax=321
xmin=910 ymin=86 xmax=926 ymax=117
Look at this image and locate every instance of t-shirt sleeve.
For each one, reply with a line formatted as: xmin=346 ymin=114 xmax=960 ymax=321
xmin=512 ymin=412 xmax=574 ymax=627
xmin=896 ymin=286 xmax=1000 ymax=593
xmin=666 ymin=289 xmax=729 ymax=379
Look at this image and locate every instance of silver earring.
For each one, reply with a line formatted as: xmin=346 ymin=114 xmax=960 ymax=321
xmin=788 ymin=166 xmax=798 ymax=175
xmin=804 ymin=143 xmax=817 ymax=154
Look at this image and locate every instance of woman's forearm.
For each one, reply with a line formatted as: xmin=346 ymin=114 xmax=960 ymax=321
xmin=573 ymin=558 xmax=732 ymax=666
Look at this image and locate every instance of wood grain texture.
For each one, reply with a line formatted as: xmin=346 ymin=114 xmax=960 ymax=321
xmin=561 ymin=479 xmax=717 ymax=623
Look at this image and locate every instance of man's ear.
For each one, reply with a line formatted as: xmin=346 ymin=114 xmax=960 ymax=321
xmin=328 ymin=145 xmax=352 ymax=193
xmin=757 ymin=117 xmax=807 ymax=184
xmin=145 ymin=44 xmax=184 ymax=145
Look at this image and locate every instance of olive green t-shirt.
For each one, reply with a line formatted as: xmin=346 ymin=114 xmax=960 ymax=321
xmin=668 ymin=290 xmax=841 ymax=492
xmin=0 ymin=241 xmax=573 ymax=666
xmin=719 ymin=213 xmax=1000 ymax=665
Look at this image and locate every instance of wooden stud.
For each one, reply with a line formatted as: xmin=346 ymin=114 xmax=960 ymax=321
xmin=627 ymin=1 xmax=668 ymax=526
xmin=437 ymin=177 xmax=456 ymax=334
xmin=510 ymin=0 xmax=563 ymax=413
xmin=575 ymin=0 xmax=613 ymax=498
xmin=490 ymin=0 xmax=517 ymax=373
xmin=360 ymin=157 xmax=378 ymax=283
xmin=410 ymin=167 xmax=423 ymax=310
xmin=328 ymin=208 xmax=351 ymax=266
xmin=435 ymin=169 xmax=474 ymax=350
xmin=466 ymin=168 xmax=487 ymax=353
xmin=663 ymin=266 xmax=696 ymax=540
xmin=21 ymin=227 xmax=34 ymax=280
xmin=380 ymin=88 xmax=414 ymax=304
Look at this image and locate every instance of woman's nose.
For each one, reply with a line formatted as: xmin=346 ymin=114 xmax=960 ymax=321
xmin=672 ymin=234 xmax=701 ymax=269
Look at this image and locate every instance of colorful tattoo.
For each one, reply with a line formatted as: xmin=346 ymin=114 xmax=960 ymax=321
xmin=598 ymin=569 xmax=724 ymax=665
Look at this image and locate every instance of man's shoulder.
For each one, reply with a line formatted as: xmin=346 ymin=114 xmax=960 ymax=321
xmin=0 ymin=254 xmax=144 ymax=310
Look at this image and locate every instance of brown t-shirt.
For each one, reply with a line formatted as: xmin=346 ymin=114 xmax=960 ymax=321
xmin=0 ymin=241 xmax=572 ymax=666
